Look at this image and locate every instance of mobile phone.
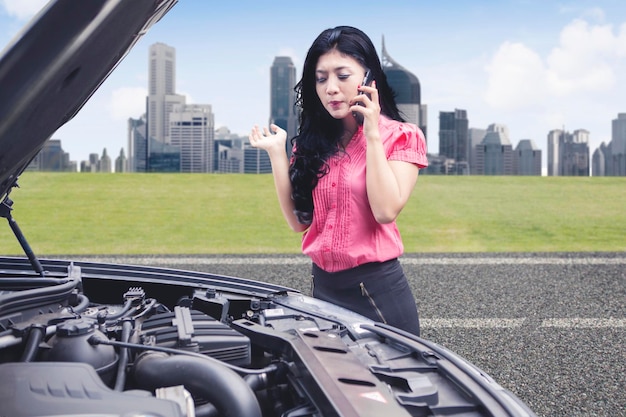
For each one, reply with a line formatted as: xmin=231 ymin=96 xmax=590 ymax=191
xmin=353 ymin=70 xmax=373 ymax=125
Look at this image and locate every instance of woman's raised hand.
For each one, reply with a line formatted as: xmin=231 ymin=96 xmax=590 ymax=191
xmin=249 ymin=124 xmax=287 ymax=154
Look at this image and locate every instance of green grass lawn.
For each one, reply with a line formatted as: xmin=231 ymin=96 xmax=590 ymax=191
xmin=1 ymin=172 xmax=624 ymax=255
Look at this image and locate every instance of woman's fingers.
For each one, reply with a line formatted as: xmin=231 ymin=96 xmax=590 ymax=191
xmin=249 ymin=124 xmax=287 ymax=151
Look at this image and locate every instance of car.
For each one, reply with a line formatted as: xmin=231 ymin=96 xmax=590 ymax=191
xmin=0 ymin=1 xmax=538 ymax=416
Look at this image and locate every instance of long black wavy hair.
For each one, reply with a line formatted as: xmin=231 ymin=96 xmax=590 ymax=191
xmin=289 ymin=26 xmax=404 ymax=225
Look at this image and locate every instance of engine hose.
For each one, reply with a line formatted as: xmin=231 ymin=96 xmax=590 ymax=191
xmin=113 ymin=320 xmax=133 ymax=391
xmin=104 ymin=299 xmax=133 ymax=321
xmin=70 ymin=293 xmax=90 ymax=313
xmin=89 ymin=336 xmax=280 ymax=377
xmin=244 ymin=373 xmax=268 ymax=391
xmin=133 ymin=352 xmax=262 ymax=417
xmin=194 ymin=403 xmax=218 ymax=417
xmin=131 ymin=298 xmax=158 ymax=319
xmin=19 ymin=325 xmax=46 ymax=362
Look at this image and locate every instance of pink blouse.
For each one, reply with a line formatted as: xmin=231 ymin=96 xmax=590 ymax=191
xmin=301 ymin=116 xmax=428 ymax=272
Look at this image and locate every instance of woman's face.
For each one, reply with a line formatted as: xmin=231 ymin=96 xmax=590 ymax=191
xmin=314 ymin=48 xmax=367 ymax=121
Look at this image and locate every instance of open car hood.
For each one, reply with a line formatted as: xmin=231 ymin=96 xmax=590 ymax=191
xmin=0 ymin=0 xmax=176 ymax=200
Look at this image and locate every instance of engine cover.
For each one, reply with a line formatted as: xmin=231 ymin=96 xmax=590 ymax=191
xmin=141 ymin=306 xmax=251 ymax=366
xmin=0 ymin=362 xmax=183 ymax=417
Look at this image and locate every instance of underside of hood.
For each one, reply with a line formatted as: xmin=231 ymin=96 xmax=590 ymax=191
xmin=0 ymin=0 xmax=177 ymax=200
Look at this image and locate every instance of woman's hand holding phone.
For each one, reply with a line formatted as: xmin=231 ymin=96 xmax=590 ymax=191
xmin=352 ymin=70 xmax=373 ymax=125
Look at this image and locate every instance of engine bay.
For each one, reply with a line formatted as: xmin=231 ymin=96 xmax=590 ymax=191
xmin=0 ymin=259 xmax=464 ymax=417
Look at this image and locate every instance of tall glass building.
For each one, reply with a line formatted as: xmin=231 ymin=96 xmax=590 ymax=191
xmin=147 ymin=137 xmax=180 ymax=172
xmin=147 ymin=43 xmax=186 ymax=144
xmin=27 ymin=139 xmax=74 ymax=172
xmin=381 ymin=38 xmax=428 ymax=143
xmin=169 ymin=104 xmax=214 ymax=173
xmin=244 ymin=147 xmax=271 ymax=174
xmin=127 ymin=116 xmax=147 ymax=172
xmin=270 ymin=56 xmax=298 ymax=155
xmin=605 ymin=113 xmax=626 ymax=175
xmin=115 ymin=149 xmax=127 ymax=173
xmin=547 ymin=129 xmax=589 ymax=176
xmin=475 ymin=124 xmax=513 ymax=175
xmin=513 ymin=139 xmax=542 ymax=175
xmin=438 ymin=109 xmax=469 ymax=174
xmin=468 ymin=128 xmax=487 ymax=174
xmin=594 ymin=113 xmax=626 ymax=176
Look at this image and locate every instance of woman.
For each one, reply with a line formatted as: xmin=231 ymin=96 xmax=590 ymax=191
xmin=249 ymin=26 xmax=427 ymax=336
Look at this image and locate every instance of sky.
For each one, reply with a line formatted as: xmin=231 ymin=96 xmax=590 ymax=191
xmin=1 ymin=0 xmax=626 ymax=168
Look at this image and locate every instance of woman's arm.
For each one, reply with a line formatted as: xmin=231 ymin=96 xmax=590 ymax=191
xmin=249 ymin=125 xmax=309 ymax=232
xmin=366 ymin=144 xmax=419 ymax=224
xmin=352 ymin=82 xmax=419 ymax=224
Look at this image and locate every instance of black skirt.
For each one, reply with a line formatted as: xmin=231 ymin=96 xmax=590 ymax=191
xmin=311 ymin=258 xmax=420 ymax=336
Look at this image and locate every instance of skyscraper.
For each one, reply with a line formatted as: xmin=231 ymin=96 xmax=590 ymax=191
xmin=214 ymin=127 xmax=245 ymax=173
xmin=98 ymin=148 xmax=112 ymax=173
xmin=564 ymin=129 xmax=590 ymax=176
xmin=28 ymin=139 xmax=74 ymax=172
xmin=474 ymin=124 xmax=513 ymax=175
xmin=81 ymin=154 xmax=99 ymax=173
xmin=547 ymin=129 xmax=561 ymax=176
xmin=127 ymin=115 xmax=147 ymax=172
xmin=610 ymin=113 xmax=626 ymax=175
xmin=144 ymin=42 xmax=216 ymax=173
xmin=147 ymin=43 xmax=185 ymax=144
xmin=513 ymin=139 xmax=541 ymax=175
xmin=612 ymin=113 xmax=626 ymax=154
xmin=381 ymin=37 xmax=428 ymax=143
xmin=547 ymin=129 xmax=590 ymax=176
xmin=115 ymin=148 xmax=127 ymax=173
xmin=147 ymin=138 xmax=180 ymax=172
xmin=438 ymin=109 xmax=469 ymax=174
xmin=269 ymin=56 xmax=298 ymax=154
xmin=468 ymin=128 xmax=487 ymax=174
xmin=244 ymin=147 xmax=271 ymax=174
xmin=169 ymin=104 xmax=214 ymax=173
xmin=592 ymin=142 xmax=609 ymax=176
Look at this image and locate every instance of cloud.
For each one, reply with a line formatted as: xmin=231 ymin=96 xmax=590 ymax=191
xmin=546 ymin=19 xmax=618 ymax=95
xmin=106 ymin=87 xmax=148 ymax=121
xmin=484 ymin=42 xmax=546 ymax=110
xmin=0 ymin=0 xmax=47 ymax=20
xmin=619 ymin=23 xmax=626 ymax=56
xmin=484 ymin=18 xmax=626 ymax=110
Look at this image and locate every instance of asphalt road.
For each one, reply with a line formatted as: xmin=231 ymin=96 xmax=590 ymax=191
xmin=75 ymin=252 xmax=625 ymax=417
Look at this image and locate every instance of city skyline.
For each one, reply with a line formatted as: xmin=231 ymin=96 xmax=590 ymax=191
xmin=1 ymin=0 xmax=625 ymax=167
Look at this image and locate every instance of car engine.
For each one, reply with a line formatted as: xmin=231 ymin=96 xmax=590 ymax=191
xmin=0 ymin=258 xmax=538 ymax=417
xmin=1 ymin=268 xmax=318 ymax=416
xmin=0 ymin=260 xmax=436 ymax=417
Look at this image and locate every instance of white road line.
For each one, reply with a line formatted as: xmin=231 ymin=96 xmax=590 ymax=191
xmin=540 ymin=318 xmax=626 ymax=328
xmin=75 ymin=256 xmax=311 ymax=265
xmin=421 ymin=318 xmax=527 ymax=328
xmin=420 ymin=318 xmax=626 ymax=329
xmin=73 ymin=256 xmax=626 ymax=266
xmin=401 ymin=257 xmax=626 ymax=265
